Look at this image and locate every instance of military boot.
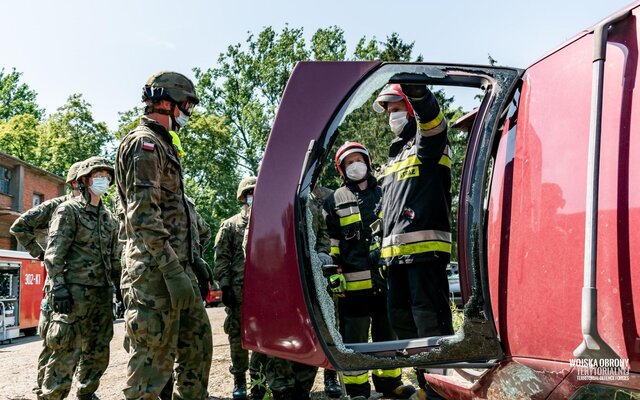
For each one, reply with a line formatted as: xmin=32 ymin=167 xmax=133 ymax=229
xmin=77 ymin=394 xmax=100 ymax=400
xmin=233 ymin=374 xmax=248 ymax=399
xmin=323 ymin=369 xmax=342 ymax=398
xmin=249 ymin=373 xmax=266 ymax=400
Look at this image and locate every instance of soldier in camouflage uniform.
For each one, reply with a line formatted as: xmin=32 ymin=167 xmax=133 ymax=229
xmin=10 ymin=160 xmax=84 ymax=399
xmin=263 ymin=185 xmax=333 ymax=400
xmin=215 ymin=176 xmax=267 ymax=400
xmin=40 ymin=157 xmax=120 ymax=400
xmin=115 ymin=71 xmax=212 ymax=400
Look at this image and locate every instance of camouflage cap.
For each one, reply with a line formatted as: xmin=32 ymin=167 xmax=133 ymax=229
xmin=142 ymin=71 xmax=199 ymax=105
xmin=237 ymin=176 xmax=257 ymax=201
xmin=65 ymin=161 xmax=84 ymax=184
xmin=77 ymin=156 xmax=115 ymax=185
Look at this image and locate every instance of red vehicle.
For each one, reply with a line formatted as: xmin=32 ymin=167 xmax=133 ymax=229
xmin=0 ymin=249 xmax=45 ymax=340
xmin=205 ymin=280 xmax=223 ymax=307
xmin=243 ymin=2 xmax=640 ymax=398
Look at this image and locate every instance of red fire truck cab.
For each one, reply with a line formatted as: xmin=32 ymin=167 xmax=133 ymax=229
xmin=244 ymin=2 xmax=640 ymax=398
xmin=0 ymin=249 xmax=45 ymax=342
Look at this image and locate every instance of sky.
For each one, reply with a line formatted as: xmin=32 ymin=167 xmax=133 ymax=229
xmin=1 ymin=0 xmax=634 ymax=131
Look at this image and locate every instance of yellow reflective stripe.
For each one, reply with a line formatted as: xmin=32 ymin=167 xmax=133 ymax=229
xmin=439 ymin=154 xmax=451 ymax=168
xmin=418 ymin=111 xmax=446 ymax=136
xmin=343 ymin=372 xmax=369 ymax=385
xmin=372 ymin=368 xmax=402 ymax=378
xmin=346 ymin=279 xmax=372 ymax=291
xmin=381 ymin=240 xmax=451 ymax=257
xmin=383 ymin=155 xmax=422 ymax=177
xmin=340 ymin=213 xmax=361 ymax=226
xmin=330 ymin=246 xmax=340 ymax=256
xmin=370 ymin=242 xmax=380 ymax=251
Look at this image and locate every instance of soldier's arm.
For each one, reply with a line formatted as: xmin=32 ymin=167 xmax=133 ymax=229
xmin=110 ymin=219 xmax=122 ymax=287
xmin=197 ymin=212 xmax=212 ymax=254
xmin=213 ymin=223 xmax=232 ymax=287
xmin=10 ymin=197 xmax=64 ymax=259
xmin=44 ymin=205 xmax=76 ymax=286
xmin=121 ymin=136 xmax=180 ymax=271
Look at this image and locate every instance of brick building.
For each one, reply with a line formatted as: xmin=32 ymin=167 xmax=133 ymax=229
xmin=0 ymin=152 xmax=65 ymax=250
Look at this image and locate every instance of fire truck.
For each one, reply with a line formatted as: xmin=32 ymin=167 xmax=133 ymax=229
xmin=243 ymin=1 xmax=640 ymax=398
xmin=0 ymin=249 xmax=44 ymax=342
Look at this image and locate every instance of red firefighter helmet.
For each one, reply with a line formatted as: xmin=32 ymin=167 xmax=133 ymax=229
xmin=334 ymin=141 xmax=372 ymax=177
xmin=372 ymin=83 xmax=414 ymax=117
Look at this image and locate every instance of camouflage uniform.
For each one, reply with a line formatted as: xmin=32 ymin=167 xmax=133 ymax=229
xmin=116 ymin=117 xmax=212 ymax=400
xmin=10 ymin=192 xmax=75 ymax=397
xmin=215 ymin=205 xmax=267 ymax=398
xmin=40 ymin=191 xmax=120 ymax=400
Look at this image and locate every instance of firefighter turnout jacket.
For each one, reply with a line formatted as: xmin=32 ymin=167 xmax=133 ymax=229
xmin=381 ymin=89 xmax=452 ymax=266
xmin=324 ymin=176 xmax=382 ymax=294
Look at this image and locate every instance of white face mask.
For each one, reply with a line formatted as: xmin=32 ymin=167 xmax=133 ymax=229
xmin=175 ymin=109 xmax=190 ymax=128
xmin=345 ymin=161 xmax=368 ymax=181
xmin=90 ymin=177 xmax=110 ymax=197
xmin=389 ymin=111 xmax=408 ymax=135
xmin=246 ymin=195 xmax=254 ymax=207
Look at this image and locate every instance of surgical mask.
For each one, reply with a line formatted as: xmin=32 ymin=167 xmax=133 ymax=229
xmin=175 ymin=109 xmax=190 ymax=128
xmin=90 ymin=177 xmax=110 ymax=197
xmin=389 ymin=111 xmax=408 ymax=135
xmin=246 ymin=195 xmax=254 ymax=207
xmin=345 ymin=161 xmax=368 ymax=181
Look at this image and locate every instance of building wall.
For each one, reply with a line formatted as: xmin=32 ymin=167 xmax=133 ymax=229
xmin=21 ymin=171 xmax=65 ymax=212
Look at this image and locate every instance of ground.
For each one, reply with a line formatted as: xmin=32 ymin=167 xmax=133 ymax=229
xmin=0 ymin=306 xmax=412 ymax=400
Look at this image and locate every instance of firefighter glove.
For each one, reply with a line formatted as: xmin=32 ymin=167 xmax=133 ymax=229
xmin=318 ymin=252 xmax=333 ymax=266
xmin=371 ymin=265 xmax=387 ymax=296
xmin=51 ymin=284 xmax=73 ymax=314
xmin=38 ymin=252 xmax=45 ymax=261
xmin=192 ymin=257 xmax=214 ymax=301
xmin=400 ymin=84 xmax=428 ymax=100
xmin=221 ymin=285 xmax=236 ymax=308
xmin=160 ymin=261 xmax=196 ymax=310
xmin=379 ymin=264 xmax=388 ymax=280
xmin=328 ymin=273 xmax=347 ymax=294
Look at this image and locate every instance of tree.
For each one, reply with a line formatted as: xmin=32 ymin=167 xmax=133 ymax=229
xmin=0 ymin=113 xmax=41 ymax=162
xmin=37 ymin=94 xmax=112 ymax=177
xmin=0 ymin=68 xmax=44 ymax=121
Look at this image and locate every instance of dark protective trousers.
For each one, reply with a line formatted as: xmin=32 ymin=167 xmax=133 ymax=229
xmin=339 ymin=293 xmax=403 ymax=398
xmin=387 ymin=260 xmax=453 ymax=339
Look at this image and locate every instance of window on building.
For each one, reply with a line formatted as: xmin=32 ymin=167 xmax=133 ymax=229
xmin=33 ymin=193 xmax=44 ymax=207
xmin=0 ymin=166 xmax=11 ymax=195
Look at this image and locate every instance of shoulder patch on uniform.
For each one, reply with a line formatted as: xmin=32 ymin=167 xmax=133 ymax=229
xmin=142 ymin=141 xmax=156 ymax=151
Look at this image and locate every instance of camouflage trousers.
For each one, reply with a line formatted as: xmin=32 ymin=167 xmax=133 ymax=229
xmin=265 ymin=356 xmax=318 ymax=396
xmin=224 ymin=286 xmax=268 ymax=376
xmin=40 ymin=285 xmax=113 ymax=400
xmin=122 ymin=285 xmax=213 ymax=400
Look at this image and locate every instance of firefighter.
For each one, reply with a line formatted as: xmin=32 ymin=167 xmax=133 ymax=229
xmin=10 ymin=160 xmax=84 ymax=399
xmin=324 ymin=141 xmax=416 ymax=399
xmin=40 ymin=157 xmax=120 ymax=400
xmin=215 ymin=176 xmax=267 ymax=400
xmin=373 ymin=83 xmax=454 ymax=400
xmin=115 ymin=71 xmax=212 ymax=400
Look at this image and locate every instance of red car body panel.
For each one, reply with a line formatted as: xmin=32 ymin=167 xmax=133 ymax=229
xmin=487 ymin=6 xmax=640 ymax=370
xmin=242 ymin=62 xmax=379 ymax=366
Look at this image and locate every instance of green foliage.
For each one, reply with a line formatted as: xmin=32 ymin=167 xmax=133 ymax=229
xmin=0 ymin=68 xmax=44 ymax=121
xmin=37 ymin=94 xmax=112 ymax=177
xmin=0 ymin=113 xmax=41 ymax=161
xmin=114 ymin=106 xmax=143 ymax=140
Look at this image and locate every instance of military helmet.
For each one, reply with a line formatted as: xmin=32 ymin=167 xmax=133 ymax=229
xmin=76 ymin=156 xmax=115 ymax=186
xmin=237 ymin=176 xmax=257 ymax=201
xmin=65 ymin=161 xmax=84 ymax=184
xmin=142 ymin=71 xmax=199 ymax=105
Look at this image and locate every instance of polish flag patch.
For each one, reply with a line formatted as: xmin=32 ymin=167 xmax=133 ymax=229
xmin=142 ymin=141 xmax=155 ymax=151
